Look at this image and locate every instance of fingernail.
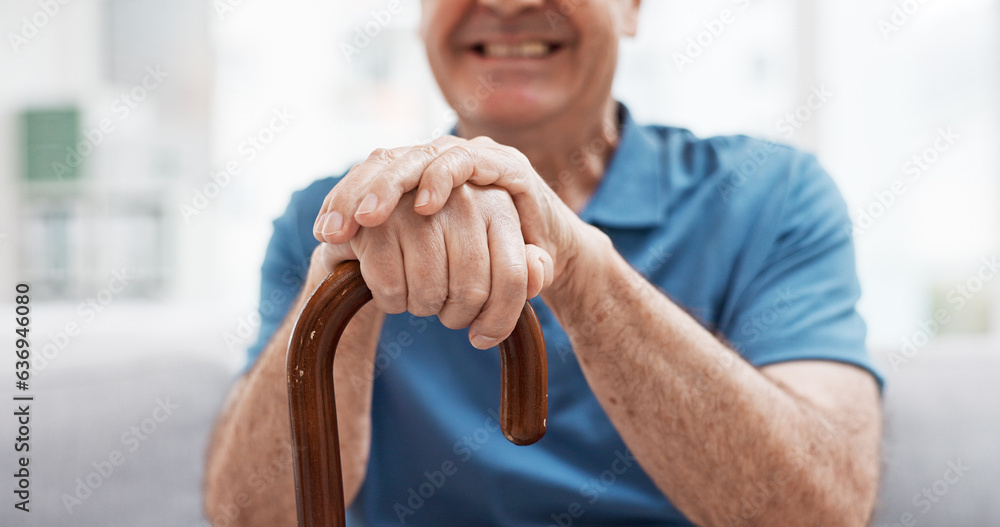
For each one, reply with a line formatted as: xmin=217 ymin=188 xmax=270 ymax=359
xmin=357 ymin=193 xmax=378 ymax=215
xmin=320 ymin=211 xmax=343 ymax=236
xmin=415 ymin=189 xmax=431 ymax=208
xmin=470 ymin=333 xmax=497 ymax=349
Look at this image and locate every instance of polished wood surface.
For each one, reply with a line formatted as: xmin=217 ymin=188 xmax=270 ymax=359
xmin=286 ymin=261 xmax=547 ymax=526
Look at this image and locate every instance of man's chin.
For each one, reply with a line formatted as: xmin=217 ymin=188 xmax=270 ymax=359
xmin=456 ymin=100 xmax=561 ymax=133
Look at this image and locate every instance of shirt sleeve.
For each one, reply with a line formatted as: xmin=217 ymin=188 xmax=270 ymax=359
xmin=243 ymin=201 xmax=309 ymax=370
xmin=720 ymin=153 xmax=883 ymax=388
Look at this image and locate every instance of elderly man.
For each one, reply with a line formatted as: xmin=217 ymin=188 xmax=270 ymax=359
xmin=204 ymin=0 xmax=883 ymax=525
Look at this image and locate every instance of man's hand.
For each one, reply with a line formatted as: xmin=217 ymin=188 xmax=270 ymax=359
xmin=311 ymin=136 xmax=595 ymax=292
xmin=313 ymin=184 xmax=553 ymax=349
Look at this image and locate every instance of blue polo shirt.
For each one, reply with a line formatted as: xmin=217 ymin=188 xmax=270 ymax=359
xmin=247 ymin=104 xmax=881 ymax=526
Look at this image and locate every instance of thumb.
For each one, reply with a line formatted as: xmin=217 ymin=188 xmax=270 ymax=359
xmin=524 ymin=244 xmax=554 ymax=299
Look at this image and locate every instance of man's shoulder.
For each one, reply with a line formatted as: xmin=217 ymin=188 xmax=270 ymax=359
xmin=646 ymin=124 xmax=809 ymax=180
xmin=641 ymin=123 xmax=833 ymax=205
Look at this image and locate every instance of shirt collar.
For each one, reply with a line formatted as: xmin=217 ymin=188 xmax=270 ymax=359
xmin=578 ymin=103 xmax=668 ymax=229
xmin=449 ymin=103 xmax=668 ymax=229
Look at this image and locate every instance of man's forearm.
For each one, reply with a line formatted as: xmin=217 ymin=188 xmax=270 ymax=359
xmin=542 ymin=234 xmax=880 ymax=526
xmin=204 ymin=277 xmax=385 ymax=526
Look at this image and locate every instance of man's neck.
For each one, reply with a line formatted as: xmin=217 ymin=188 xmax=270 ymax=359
xmin=455 ymin=98 xmax=621 ymax=213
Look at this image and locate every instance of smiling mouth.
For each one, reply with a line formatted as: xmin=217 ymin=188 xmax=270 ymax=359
xmin=471 ymin=41 xmax=563 ymax=59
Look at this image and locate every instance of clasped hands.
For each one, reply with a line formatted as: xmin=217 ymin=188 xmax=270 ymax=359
xmin=309 ymin=135 xmax=589 ymax=349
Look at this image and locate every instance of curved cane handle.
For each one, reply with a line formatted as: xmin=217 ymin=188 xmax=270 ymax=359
xmin=286 ymin=260 xmax=547 ymax=527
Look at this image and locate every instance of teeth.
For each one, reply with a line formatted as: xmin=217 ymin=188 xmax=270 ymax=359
xmin=482 ymin=41 xmax=551 ymax=59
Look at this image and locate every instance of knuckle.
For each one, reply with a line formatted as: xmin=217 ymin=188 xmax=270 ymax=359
xmin=469 ymin=135 xmax=496 ymax=146
xmin=483 ymin=191 xmax=517 ymax=213
xmin=374 ymin=296 xmax=406 ymax=315
xmin=407 ymin=305 xmax=434 ymax=318
xmin=382 ymin=283 xmax=408 ymax=303
xmin=497 ymin=144 xmax=518 ymax=156
xmin=448 ymin=285 xmax=490 ymax=309
xmin=374 ymin=284 xmax=407 ymax=313
xmin=500 ymin=151 xmax=526 ymax=174
xmin=409 ymin=143 xmax=441 ymax=163
xmin=438 ymin=145 xmax=474 ymax=172
xmin=408 ymin=287 xmax=447 ymax=317
xmin=367 ymin=148 xmax=392 ymax=162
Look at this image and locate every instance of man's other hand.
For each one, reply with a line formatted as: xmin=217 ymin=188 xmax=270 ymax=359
xmin=311 ymin=136 xmax=594 ymax=293
xmin=312 ymin=185 xmax=552 ymax=350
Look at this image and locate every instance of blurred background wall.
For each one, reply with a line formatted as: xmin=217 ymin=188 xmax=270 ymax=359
xmin=0 ymin=0 xmax=997 ymax=525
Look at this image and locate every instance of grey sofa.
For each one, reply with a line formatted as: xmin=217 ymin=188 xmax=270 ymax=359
xmin=3 ymin=338 xmax=997 ymax=526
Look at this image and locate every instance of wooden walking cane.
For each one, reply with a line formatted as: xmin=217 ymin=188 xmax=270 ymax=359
xmin=286 ymin=261 xmax=548 ymax=527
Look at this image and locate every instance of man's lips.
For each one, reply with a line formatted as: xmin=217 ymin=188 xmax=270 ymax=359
xmin=468 ymin=40 xmax=565 ymax=59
